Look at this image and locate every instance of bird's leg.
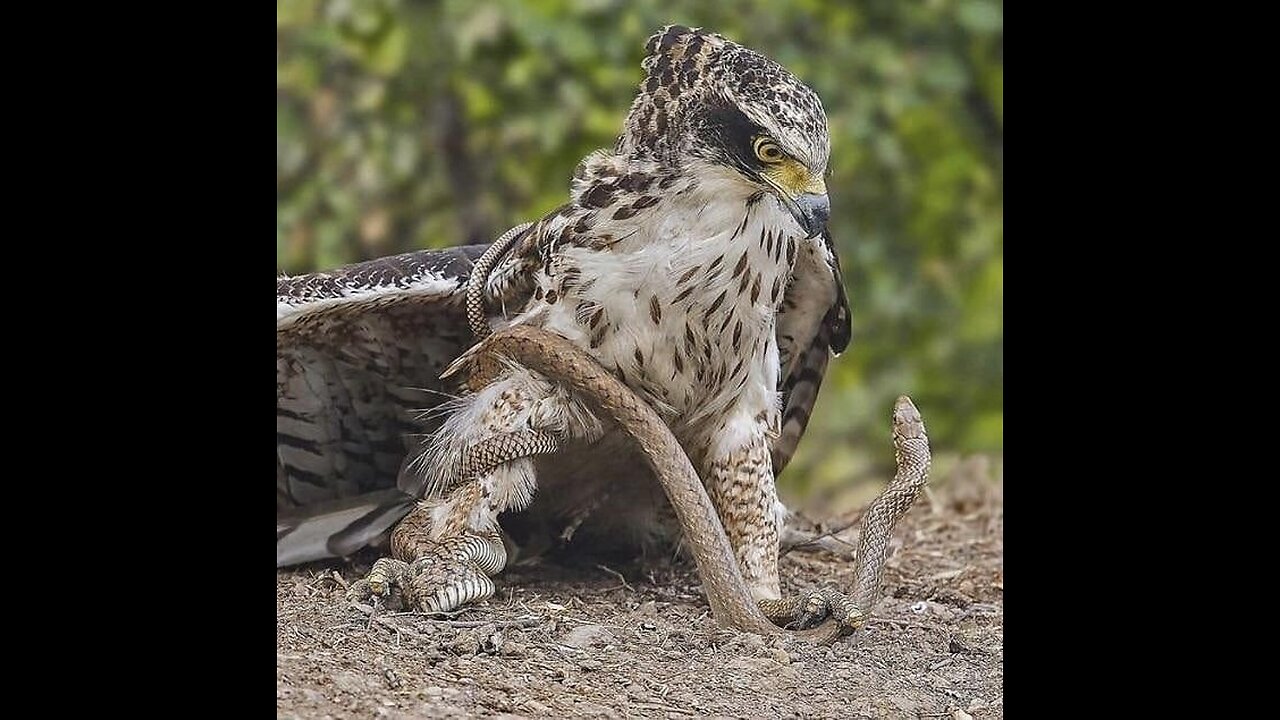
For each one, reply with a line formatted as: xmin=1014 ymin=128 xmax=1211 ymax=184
xmin=350 ymin=368 xmax=598 ymax=613
xmin=699 ymin=407 xmax=860 ymax=634
xmin=345 ymin=499 xmax=432 ymax=610
xmin=389 ymin=471 xmax=520 ymax=613
xmin=346 ymin=479 xmax=513 ymax=612
xmin=701 ymin=409 xmax=784 ymax=603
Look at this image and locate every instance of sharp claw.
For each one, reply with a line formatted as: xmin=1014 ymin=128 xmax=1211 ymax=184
xmin=791 ymin=612 xmax=822 ymax=630
xmin=763 ymin=586 xmax=867 ymax=640
xmin=348 ymin=535 xmax=506 ymax=614
xmin=784 ymin=590 xmax=831 ymax=630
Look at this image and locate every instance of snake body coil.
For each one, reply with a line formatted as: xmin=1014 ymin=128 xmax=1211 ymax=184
xmin=457 ymin=227 xmax=930 ymax=641
xmin=462 ymin=326 xmax=932 ymax=643
xmin=465 ymin=222 xmax=534 ymax=340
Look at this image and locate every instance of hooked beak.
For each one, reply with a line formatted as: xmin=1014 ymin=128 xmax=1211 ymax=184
xmin=787 ymin=192 xmax=830 ymax=239
xmin=760 ymin=168 xmax=830 ymax=239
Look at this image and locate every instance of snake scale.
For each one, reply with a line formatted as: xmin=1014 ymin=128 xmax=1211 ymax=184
xmin=374 ymin=240 xmax=933 ymax=641
xmin=464 ymin=221 xmax=533 ymax=342
xmin=458 ymin=325 xmax=932 ymax=644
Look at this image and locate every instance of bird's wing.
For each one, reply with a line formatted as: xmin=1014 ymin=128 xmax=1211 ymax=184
xmin=771 ymin=228 xmax=851 ymax=474
xmin=277 ymin=245 xmax=493 ymax=566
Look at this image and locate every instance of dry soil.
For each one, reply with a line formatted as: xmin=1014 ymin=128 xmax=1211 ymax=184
xmin=276 ymin=465 xmax=1003 ymax=718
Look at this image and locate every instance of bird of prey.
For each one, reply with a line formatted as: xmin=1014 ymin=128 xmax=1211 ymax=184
xmin=277 ymin=25 xmax=851 ymax=613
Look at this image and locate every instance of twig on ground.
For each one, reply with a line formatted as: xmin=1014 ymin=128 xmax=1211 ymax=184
xmin=869 ymin=617 xmax=945 ymax=632
xmin=349 ymin=602 xmax=425 ymax=639
xmin=596 ymin=564 xmax=634 ymax=593
xmin=349 ymin=602 xmax=546 ymax=640
xmin=420 ymin=618 xmax=544 ymax=629
xmin=632 ymin=701 xmax=695 ymax=715
xmin=779 ymin=521 xmax=860 ymax=558
xmin=350 ymin=601 xmax=544 ymax=629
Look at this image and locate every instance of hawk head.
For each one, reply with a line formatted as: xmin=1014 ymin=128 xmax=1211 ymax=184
xmin=617 ymin=25 xmax=831 ymax=238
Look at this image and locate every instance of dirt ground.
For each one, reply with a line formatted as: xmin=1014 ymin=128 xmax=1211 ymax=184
xmin=276 ymin=463 xmax=1003 ymax=719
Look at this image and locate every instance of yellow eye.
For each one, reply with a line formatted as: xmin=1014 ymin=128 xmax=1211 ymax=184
xmin=754 ymin=138 xmax=784 ymax=164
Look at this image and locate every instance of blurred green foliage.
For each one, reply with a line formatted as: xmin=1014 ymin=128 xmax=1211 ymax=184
xmin=277 ymin=0 xmax=1003 ymax=497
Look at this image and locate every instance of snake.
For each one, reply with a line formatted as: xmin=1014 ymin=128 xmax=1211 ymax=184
xmin=463 ymin=325 xmax=932 ymax=644
xmin=464 ymin=221 xmax=534 ymax=341
xmin=460 ymin=230 xmax=932 ymax=641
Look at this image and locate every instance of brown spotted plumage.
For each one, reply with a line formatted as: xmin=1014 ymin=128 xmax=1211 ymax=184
xmin=278 ymin=26 xmax=851 ymax=618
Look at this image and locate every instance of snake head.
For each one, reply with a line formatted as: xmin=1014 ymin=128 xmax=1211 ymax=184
xmin=892 ymin=396 xmax=927 ymax=441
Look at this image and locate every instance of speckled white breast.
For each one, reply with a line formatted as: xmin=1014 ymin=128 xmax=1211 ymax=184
xmin=527 ymin=171 xmax=805 ymax=441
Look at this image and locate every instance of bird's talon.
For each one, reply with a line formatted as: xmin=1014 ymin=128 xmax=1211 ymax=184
xmin=347 ymin=533 xmax=506 ymax=614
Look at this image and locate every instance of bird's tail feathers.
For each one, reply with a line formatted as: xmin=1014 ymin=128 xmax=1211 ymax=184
xmin=277 ymin=489 xmax=416 ymax=567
